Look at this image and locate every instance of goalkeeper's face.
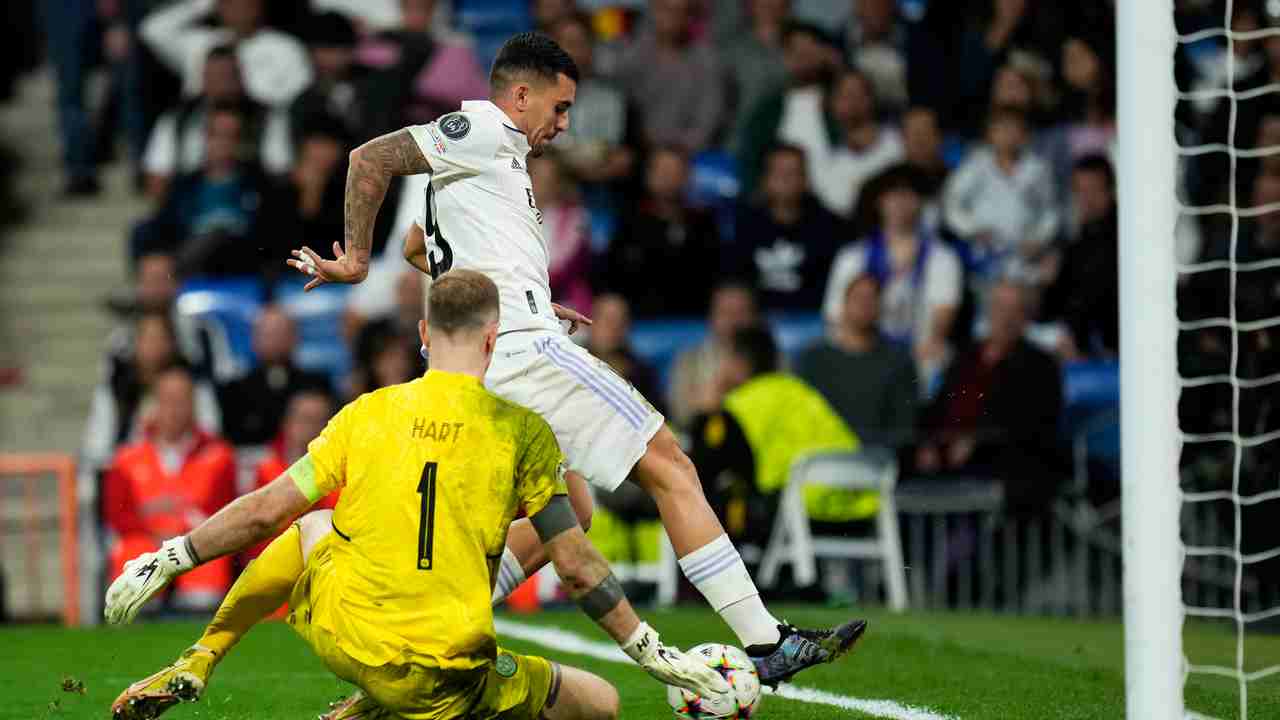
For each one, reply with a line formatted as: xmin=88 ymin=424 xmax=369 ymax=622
xmin=523 ymin=74 xmax=576 ymax=157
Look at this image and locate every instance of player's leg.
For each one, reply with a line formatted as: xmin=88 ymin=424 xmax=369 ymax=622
xmin=493 ymin=471 xmax=593 ymax=602
xmin=632 ymin=427 xmax=868 ymax=685
xmin=630 ymin=426 xmax=782 ymax=642
xmin=111 ymin=514 xmax=329 ymax=719
xmin=197 ymin=510 xmax=331 ymax=657
xmin=539 ymin=664 xmax=620 ymax=720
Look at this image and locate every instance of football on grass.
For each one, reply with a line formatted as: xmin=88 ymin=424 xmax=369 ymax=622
xmin=666 ymin=643 xmax=763 ymax=719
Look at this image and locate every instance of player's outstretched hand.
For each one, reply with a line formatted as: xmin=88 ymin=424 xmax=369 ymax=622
xmin=104 ymin=536 xmax=197 ymax=625
xmin=551 ymin=303 xmax=592 ymax=335
xmin=287 ymin=242 xmax=366 ymax=291
xmin=622 ymin=622 xmax=732 ymax=701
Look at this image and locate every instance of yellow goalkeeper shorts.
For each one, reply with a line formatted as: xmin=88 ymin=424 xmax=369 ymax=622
xmin=287 ymin=538 xmax=557 ymax=720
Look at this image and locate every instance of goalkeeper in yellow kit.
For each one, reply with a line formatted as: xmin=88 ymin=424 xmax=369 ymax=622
xmin=104 ymin=270 xmax=728 ymax=720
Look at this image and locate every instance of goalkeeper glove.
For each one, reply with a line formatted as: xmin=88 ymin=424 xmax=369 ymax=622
xmin=621 ymin=622 xmax=732 ymax=700
xmin=104 ymin=536 xmax=200 ymax=625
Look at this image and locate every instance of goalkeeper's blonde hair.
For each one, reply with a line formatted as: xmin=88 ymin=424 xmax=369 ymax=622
xmin=427 ymin=269 xmax=500 ymax=336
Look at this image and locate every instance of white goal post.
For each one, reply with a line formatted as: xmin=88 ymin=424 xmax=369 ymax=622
xmin=1118 ymin=1 xmax=1184 ymax=719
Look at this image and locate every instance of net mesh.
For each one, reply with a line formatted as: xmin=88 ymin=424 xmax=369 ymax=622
xmin=1175 ymin=2 xmax=1280 ymax=717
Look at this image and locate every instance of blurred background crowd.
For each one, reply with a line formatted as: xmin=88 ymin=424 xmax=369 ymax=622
xmin=0 ymin=0 xmax=1277 ymax=616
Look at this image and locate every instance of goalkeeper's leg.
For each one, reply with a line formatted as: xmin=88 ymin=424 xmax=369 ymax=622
xmin=111 ymin=518 xmax=311 ymax=719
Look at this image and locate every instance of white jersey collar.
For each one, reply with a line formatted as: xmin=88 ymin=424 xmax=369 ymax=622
xmin=461 ymin=100 xmax=531 ymax=155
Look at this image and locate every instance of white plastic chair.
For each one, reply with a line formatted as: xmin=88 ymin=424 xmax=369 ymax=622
xmin=757 ymin=449 xmax=908 ymax=612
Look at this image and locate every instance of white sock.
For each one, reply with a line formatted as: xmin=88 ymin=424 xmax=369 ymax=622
xmin=678 ymin=534 xmax=782 ymax=647
xmin=491 ymin=548 xmax=526 ymax=605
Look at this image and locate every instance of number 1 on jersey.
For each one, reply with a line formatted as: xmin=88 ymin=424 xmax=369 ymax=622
xmin=417 ymin=462 xmax=438 ymax=570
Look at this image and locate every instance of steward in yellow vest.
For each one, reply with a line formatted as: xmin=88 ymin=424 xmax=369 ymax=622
xmin=689 ymin=327 xmax=879 ymax=546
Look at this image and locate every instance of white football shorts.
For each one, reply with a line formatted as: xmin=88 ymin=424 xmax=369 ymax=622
xmin=484 ymin=330 xmax=665 ymax=492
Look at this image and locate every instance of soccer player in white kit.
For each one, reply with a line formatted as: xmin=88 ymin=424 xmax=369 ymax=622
xmin=291 ymin=32 xmax=865 ymax=685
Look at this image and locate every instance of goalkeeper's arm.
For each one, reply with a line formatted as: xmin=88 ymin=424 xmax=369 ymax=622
xmin=104 ymin=473 xmax=313 ymax=624
xmin=529 ymin=496 xmax=730 ymax=700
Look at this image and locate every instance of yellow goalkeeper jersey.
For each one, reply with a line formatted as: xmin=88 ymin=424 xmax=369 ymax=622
xmin=290 ymin=369 xmax=567 ymax=670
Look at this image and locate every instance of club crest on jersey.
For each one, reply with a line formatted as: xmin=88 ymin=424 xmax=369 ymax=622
xmin=440 ymin=113 xmax=471 ymax=140
xmin=495 ymin=653 xmax=518 ymax=678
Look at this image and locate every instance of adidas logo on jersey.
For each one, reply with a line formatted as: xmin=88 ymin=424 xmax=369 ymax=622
xmin=511 ymin=158 xmax=524 ymax=171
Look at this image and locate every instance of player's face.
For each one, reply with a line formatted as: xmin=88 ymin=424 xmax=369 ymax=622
xmin=524 ymin=74 xmax=576 ymax=157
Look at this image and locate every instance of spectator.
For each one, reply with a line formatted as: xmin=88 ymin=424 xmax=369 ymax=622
xmin=135 ymin=104 xmax=269 ymax=275
xmin=245 ymin=389 xmax=338 ymax=559
xmin=1041 ymin=32 xmax=1115 ymax=210
xmin=356 ymin=0 xmax=489 ymax=134
xmin=780 ymin=68 xmax=904 ymax=218
xmin=311 ymin=0 xmax=404 ymax=33
xmin=688 ymin=326 xmax=872 ymax=549
xmin=349 ymin=271 xmax=424 ymax=396
xmin=39 ymin=0 xmax=102 ymax=196
xmin=913 ymin=280 xmax=1063 ymax=515
xmin=106 ymin=251 xmax=182 ymax=317
xmin=530 ymin=153 xmax=593 ymax=314
xmin=949 ymin=0 xmax=1067 ymax=134
xmin=83 ymin=311 xmax=221 ymax=478
xmin=824 ymin=165 xmax=962 ymax=379
xmin=533 ymin=0 xmax=577 ymax=34
xmin=587 ymin=294 xmax=664 ymax=412
xmin=836 ymin=0 xmax=909 ymax=115
xmin=668 ymin=283 xmax=760 ymax=431
xmin=350 ymin=321 xmax=420 ymax=397
xmin=595 ymin=147 xmax=721 ymax=317
xmin=734 ymin=20 xmax=841 ymax=193
xmin=141 ymin=44 xmax=293 ymax=201
xmin=942 ymin=106 xmax=1058 ymax=281
xmin=550 ymin=13 xmax=635 ymax=183
xmin=858 ymin=106 xmax=948 ymax=235
xmin=729 ymin=144 xmax=844 ymax=311
xmin=216 ymin=307 xmax=331 ymax=446
xmin=264 ymin=122 xmax=349 ymax=280
xmin=615 ymin=0 xmax=725 ymax=152
xmin=290 ymin=11 xmax=367 ymax=145
xmin=140 ymin=0 xmax=313 ymax=109
xmin=796 ymin=273 xmax=917 ymax=452
xmin=347 ymin=269 xmax=425 ymax=350
xmin=901 ymin=107 xmax=949 ymax=202
xmin=720 ymin=0 xmax=791 ymax=157
xmin=102 ymin=366 xmax=237 ymax=611
xmin=1040 ymin=154 xmax=1118 ymax=360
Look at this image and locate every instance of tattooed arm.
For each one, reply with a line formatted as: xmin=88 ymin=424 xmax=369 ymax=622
xmin=288 ymin=129 xmax=432 ymax=290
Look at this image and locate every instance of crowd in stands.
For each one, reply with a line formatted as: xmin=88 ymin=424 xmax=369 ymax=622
xmin=27 ymin=0 xmax=1278 ymax=607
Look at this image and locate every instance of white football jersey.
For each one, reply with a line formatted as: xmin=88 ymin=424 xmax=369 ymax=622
xmin=407 ymin=100 xmax=561 ymax=335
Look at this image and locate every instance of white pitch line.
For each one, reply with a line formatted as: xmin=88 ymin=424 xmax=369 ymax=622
xmin=495 ymin=618 xmax=959 ymax=720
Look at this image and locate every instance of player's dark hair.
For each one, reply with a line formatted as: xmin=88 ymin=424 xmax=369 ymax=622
xmin=1073 ymin=153 xmax=1114 ymax=188
xmin=730 ymin=325 xmax=780 ymax=377
xmin=490 ymin=32 xmax=580 ymax=94
xmin=429 ymin=270 xmax=500 ymax=336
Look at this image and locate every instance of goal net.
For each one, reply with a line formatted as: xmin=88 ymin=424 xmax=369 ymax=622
xmin=1122 ymin=1 xmax=1280 ymax=718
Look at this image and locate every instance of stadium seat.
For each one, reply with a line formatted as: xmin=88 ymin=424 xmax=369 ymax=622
xmin=274 ymin=280 xmax=353 ymax=383
xmin=173 ymin=277 xmax=266 ymax=382
xmin=757 ymin=448 xmax=909 ymax=612
xmin=687 ymin=150 xmax=741 ymax=242
xmin=629 ymin=313 xmax=825 ymax=393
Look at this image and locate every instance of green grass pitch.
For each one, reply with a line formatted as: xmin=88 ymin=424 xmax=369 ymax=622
xmin=2 ymin=605 xmax=1277 ymax=719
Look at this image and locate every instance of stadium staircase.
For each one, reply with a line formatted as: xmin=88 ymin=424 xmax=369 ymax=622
xmin=0 ymin=70 xmax=139 ymax=455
